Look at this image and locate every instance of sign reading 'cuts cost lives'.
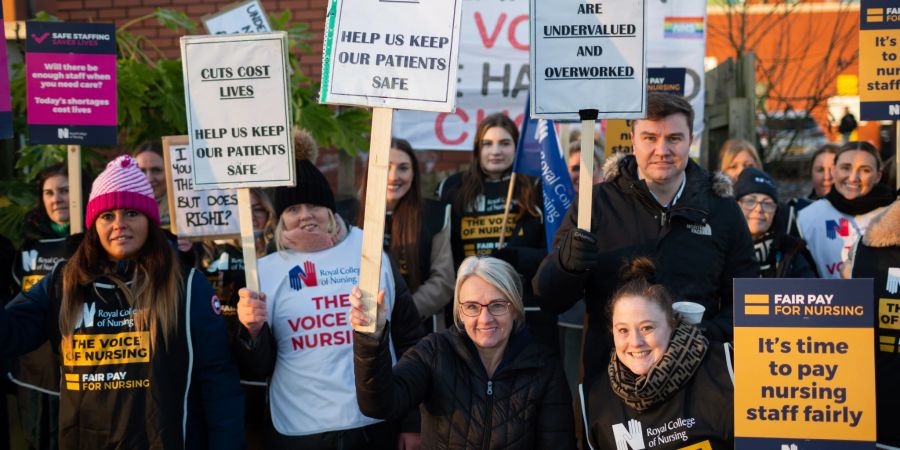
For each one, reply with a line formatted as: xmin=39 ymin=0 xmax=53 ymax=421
xmin=180 ymin=32 xmax=294 ymax=190
xmin=734 ymin=278 xmax=876 ymax=449
xmin=319 ymin=0 xmax=463 ymax=112
xmin=530 ymin=0 xmax=647 ymax=120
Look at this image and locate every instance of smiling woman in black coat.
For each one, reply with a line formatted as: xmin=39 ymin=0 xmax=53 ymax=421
xmin=351 ymin=256 xmax=575 ymax=449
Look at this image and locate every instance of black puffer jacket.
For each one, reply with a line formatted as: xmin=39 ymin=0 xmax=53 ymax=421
xmin=534 ymin=154 xmax=758 ymax=386
xmin=354 ymin=326 xmax=575 ymax=450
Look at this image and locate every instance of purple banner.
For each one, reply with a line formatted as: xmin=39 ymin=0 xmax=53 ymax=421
xmin=26 ymin=21 xmax=117 ymax=145
xmin=0 ymin=11 xmax=12 ymax=139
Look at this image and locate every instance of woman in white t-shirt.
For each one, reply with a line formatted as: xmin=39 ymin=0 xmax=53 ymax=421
xmin=234 ymin=130 xmax=424 ymax=449
xmin=797 ymin=141 xmax=895 ymax=278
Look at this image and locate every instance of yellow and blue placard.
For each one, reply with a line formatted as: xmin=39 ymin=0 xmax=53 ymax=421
xmin=734 ymin=279 xmax=876 ymax=450
xmin=859 ymin=0 xmax=900 ymax=120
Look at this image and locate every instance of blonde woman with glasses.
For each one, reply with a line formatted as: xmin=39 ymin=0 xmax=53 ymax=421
xmin=350 ymin=256 xmax=575 ymax=449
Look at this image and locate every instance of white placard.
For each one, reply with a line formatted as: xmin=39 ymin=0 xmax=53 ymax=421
xmin=530 ymin=0 xmax=646 ymax=120
xmin=181 ymin=32 xmax=294 ymax=190
xmin=203 ymin=0 xmax=272 ymax=35
xmin=163 ymin=136 xmax=240 ymax=239
xmin=319 ymin=0 xmax=463 ymax=113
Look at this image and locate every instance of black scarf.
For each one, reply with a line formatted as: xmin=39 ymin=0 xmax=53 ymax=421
xmin=608 ymin=320 xmax=708 ymax=411
xmin=826 ymin=183 xmax=896 ymax=216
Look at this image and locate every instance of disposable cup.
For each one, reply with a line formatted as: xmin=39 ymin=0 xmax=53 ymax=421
xmin=672 ymin=301 xmax=705 ymax=325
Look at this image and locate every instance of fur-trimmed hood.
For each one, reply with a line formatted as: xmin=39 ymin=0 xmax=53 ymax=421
xmin=862 ymin=199 xmax=900 ymax=248
xmin=601 ymin=153 xmax=733 ymax=198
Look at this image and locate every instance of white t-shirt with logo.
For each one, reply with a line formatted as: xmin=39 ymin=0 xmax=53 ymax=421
xmin=259 ymin=227 xmax=396 ymax=435
xmin=797 ymin=199 xmax=886 ymax=279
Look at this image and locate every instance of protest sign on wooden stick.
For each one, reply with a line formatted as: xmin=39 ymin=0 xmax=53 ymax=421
xmin=67 ymin=145 xmax=83 ymax=234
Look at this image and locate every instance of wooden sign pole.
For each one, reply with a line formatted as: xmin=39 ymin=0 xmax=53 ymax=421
xmin=357 ymin=107 xmax=393 ymax=332
xmin=67 ymin=145 xmax=83 ymax=234
xmin=237 ymin=188 xmax=259 ymax=293
xmin=577 ymin=109 xmax=598 ymax=230
xmin=497 ymin=173 xmax=518 ymax=249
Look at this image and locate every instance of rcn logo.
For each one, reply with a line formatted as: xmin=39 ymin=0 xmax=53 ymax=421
xmin=58 ymin=128 xmax=70 ymax=139
xmin=825 ymin=218 xmax=849 ymax=240
xmin=781 ymin=444 xmax=798 ymax=450
xmin=288 ymin=261 xmax=318 ymax=291
xmin=21 ymin=249 xmax=38 ymax=271
xmin=612 ymin=419 xmax=645 ymax=450
xmin=74 ymin=302 xmax=97 ymax=329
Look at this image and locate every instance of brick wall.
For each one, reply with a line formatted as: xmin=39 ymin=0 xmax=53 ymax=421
xmin=48 ymin=0 xmax=329 ymax=80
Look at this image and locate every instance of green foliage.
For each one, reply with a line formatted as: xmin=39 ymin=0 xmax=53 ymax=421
xmin=0 ymin=8 xmax=371 ymax=244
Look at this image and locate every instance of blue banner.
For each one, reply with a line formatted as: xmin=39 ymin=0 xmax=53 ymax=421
xmin=513 ymin=99 xmax=575 ymax=250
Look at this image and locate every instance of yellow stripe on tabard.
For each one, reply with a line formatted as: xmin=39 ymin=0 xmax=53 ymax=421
xmin=744 ymin=305 xmax=770 ymax=315
xmin=678 ymin=440 xmax=712 ymax=450
xmin=880 ymin=345 xmax=896 ymax=353
xmin=64 ymin=373 xmax=79 ymax=382
xmin=744 ymin=294 xmax=770 ymax=305
xmin=66 ymin=382 xmax=80 ymax=391
xmin=880 ymin=335 xmax=896 ymax=344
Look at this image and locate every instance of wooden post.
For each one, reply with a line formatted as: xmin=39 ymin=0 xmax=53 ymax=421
xmin=237 ymin=188 xmax=259 ymax=293
xmin=67 ymin=145 xmax=83 ymax=234
xmin=497 ymin=173 xmax=517 ymax=249
xmin=578 ymin=109 xmax=598 ymax=230
xmin=356 ymin=107 xmax=393 ymax=333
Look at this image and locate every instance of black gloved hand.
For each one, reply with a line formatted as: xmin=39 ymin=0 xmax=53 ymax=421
xmin=558 ymin=228 xmax=599 ymax=273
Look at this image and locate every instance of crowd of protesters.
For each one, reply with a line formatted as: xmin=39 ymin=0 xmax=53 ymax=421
xmin=0 ymin=92 xmax=897 ymax=450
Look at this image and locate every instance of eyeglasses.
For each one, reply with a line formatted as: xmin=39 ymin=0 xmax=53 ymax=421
xmin=738 ymin=198 xmax=777 ymax=213
xmin=459 ymin=301 xmax=511 ymax=317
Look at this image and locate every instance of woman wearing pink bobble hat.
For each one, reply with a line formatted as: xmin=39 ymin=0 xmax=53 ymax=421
xmin=0 ymin=155 xmax=245 ymax=450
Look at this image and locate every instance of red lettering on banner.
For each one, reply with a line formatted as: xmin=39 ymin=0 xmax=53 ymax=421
xmin=508 ymin=15 xmax=529 ymax=51
xmin=474 ymin=12 xmax=506 ymax=49
xmin=436 ymin=109 xmax=469 ymax=145
xmin=435 ymin=108 xmax=526 ymax=145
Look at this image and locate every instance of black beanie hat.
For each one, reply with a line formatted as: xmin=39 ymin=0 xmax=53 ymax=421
xmin=734 ymin=167 xmax=779 ymax=204
xmin=273 ymin=129 xmax=335 ymax=217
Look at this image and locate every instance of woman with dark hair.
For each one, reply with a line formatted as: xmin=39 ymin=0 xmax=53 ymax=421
xmin=10 ymin=164 xmax=86 ymax=450
xmin=436 ymin=113 xmax=555 ymax=346
xmin=355 ymin=138 xmax=454 ymax=330
xmin=587 ymin=258 xmax=734 ymax=449
xmin=134 ymin=142 xmax=169 ymax=227
xmin=797 ymin=141 xmax=895 ymax=278
xmin=0 ymin=155 xmax=244 ymax=450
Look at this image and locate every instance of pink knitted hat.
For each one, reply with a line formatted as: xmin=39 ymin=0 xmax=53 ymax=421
xmin=85 ymin=155 xmax=160 ymax=228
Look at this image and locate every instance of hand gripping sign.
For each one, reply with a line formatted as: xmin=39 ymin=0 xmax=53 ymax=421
xmin=181 ymin=32 xmax=294 ymax=292
xmin=320 ymin=0 xmax=463 ymax=332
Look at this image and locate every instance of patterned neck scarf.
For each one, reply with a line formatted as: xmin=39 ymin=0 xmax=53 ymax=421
xmin=608 ymin=320 xmax=708 ymax=411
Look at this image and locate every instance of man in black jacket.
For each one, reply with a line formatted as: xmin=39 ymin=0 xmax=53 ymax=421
xmin=533 ymin=93 xmax=758 ymax=388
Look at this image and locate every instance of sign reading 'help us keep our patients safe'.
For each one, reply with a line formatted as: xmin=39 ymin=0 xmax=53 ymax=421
xmin=26 ymin=22 xmax=117 ymax=145
xmin=319 ymin=0 xmax=463 ymax=112
xmin=734 ymin=279 xmax=876 ymax=450
xmin=530 ymin=0 xmax=646 ymax=120
xmin=180 ymin=32 xmax=294 ymax=190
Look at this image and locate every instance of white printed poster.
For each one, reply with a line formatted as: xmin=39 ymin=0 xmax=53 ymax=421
xmin=319 ymin=0 xmax=463 ymax=112
xmin=203 ymin=0 xmax=272 ymax=35
xmin=530 ymin=0 xmax=647 ymax=120
xmin=393 ymin=0 xmax=707 ymax=151
xmin=180 ymin=32 xmax=294 ymax=190
xmin=163 ymin=136 xmax=240 ymax=239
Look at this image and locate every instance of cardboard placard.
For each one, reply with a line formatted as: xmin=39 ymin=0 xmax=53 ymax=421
xmin=180 ymin=32 xmax=294 ymax=190
xmin=319 ymin=0 xmax=463 ymax=112
xmin=26 ymin=22 xmax=117 ymax=145
xmin=203 ymin=0 xmax=272 ymax=35
xmin=529 ymin=0 xmax=647 ymax=120
xmin=859 ymin=0 xmax=900 ymax=121
xmin=734 ymin=278 xmax=876 ymax=449
xmin=162 ymin=135 xmax=240 ymax=239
